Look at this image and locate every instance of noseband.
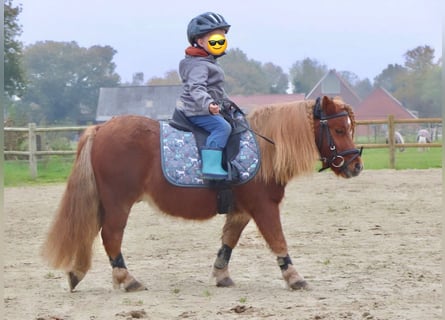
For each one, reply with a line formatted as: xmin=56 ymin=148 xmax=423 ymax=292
xmin=313 ymin=97 xmax=363 ymax=173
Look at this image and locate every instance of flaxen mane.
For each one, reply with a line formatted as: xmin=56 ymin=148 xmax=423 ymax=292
xmin=247 ymin=100 xmax=319 ymax=185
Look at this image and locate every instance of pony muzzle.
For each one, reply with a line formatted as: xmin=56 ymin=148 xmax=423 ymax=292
xmin=340 ymin=147 xmax=363 ymax=176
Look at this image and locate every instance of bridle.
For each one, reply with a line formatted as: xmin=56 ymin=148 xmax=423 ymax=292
xmin=313 ymin=97 xmax=363 ymax=173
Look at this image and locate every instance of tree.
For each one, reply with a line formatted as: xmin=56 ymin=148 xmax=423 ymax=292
xmin=142 ymin=49 xmax=288 ymax=95
xmin=404 ymin=45 xmax=436 ymax=72
xmin=219 ymin=48 xmax=269 ymax=95
xmin=418 ymin=65 xmax=441 ymax=117
xmin=4 ymin=0 xmax=26 ymax=98
xmin=262 ymin=62 xmax=289 ymax=94
xmin=392 ymin=45 xmax=441 ymax=117
xmin=219 ymin=48 xmax=287 ymax=95
xmin=373 ymin=64 xmax=407 ymax=93
xmin=132 ymin=72 xmax=144 ymax=85
xmin=338 ymin=71 xmax=373 ymax=99
xmin=289 ymin=58 xmax=327 ymax=94
xmin=374 ymin=46 xmax=442 ymax=117
xmin=21 ymin=41 xmax=120 ymax=123
xmin=338 ymin=70 xmax=360 ymax=87
xmin=353 ymin=78 xmax=373 ymax=100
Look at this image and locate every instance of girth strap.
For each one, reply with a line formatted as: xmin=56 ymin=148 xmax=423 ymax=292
xmin=209 ymin=180 xmax=234 ymax=214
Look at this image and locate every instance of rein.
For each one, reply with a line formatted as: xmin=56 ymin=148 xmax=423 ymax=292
xmin=218 ymin=99 xmax=275 ymax=145
xmin=313 ymin=97 xmax=363 ymax=173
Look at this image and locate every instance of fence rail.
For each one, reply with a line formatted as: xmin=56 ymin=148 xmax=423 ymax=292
xmin=4 ymin=116 xmax=442 ymax=178
xmin=4 ymin=123 xmax=88 ymax=178
xmin=355 ymin=115 xmax=442 ymax=168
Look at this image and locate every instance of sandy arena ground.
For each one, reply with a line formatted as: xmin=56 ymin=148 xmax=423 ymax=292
xmin=4 ymin=169 xmax=442 ymax=320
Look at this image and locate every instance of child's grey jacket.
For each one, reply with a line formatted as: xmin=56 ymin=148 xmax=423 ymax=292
xmin=178 ymin=55 xmax=228 ymax=117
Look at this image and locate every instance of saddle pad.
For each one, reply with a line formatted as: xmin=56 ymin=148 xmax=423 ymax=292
xmin=160 ymin=122 xmax=260 ymax=187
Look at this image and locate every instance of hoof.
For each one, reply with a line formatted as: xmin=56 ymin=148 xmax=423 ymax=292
xmin=68 ymin=271 xmax=85 ymax=292
xmin=216 ymin=277 xmax=235 ymax=287
xmin=289 ymin=279 xmax=308 ymax=290
xmin=124 ymin=279 xmax=147 ymax=292
xmin=112 ymin=267 xmax=146 ymax=292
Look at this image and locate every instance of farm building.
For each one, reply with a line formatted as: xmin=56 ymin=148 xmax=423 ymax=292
xmin=354 ymin=87 xmax=418 ymax=138
xmin=230 ymin=94 xmax=305 ymax=113
xmin=95 ymin=85 xmax=306 ymax=122
xmin=96 ymin=85 xmax=183 ymax=122
xmin=355 ymin=87 xmax=417 ymax=120
xmin=95 ymin=73 xmax=419 ymax=140
xmin=306 ymin=69 xmax=362 ymax=109
xmin=305 ymin=70 xmax=420 ymax=140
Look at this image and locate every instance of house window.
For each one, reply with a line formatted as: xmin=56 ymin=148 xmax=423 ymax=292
xmin=145 ymin=100 xmax=153 ymax=108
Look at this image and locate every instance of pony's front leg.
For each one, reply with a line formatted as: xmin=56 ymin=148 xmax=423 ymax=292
xmin=212 ymin=212 xmax=251 ymax=287
xmin=251 ymin=205 xmax=307 ymax=290
xmin=277 ymin=254 xmax=307 ymax=290
xmin=213 ymin=244 xmax=234 ymax=287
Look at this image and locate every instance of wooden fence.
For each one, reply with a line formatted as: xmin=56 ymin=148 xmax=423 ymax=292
xmin=355 ymin=116 xmax=442 ymax=168
xmin=4 ymin=116 xmax=443 ymax=178
xmin=4 ymin=124 xmax=88 ymax=178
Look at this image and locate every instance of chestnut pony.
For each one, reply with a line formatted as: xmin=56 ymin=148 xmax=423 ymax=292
xmin=42 ymin=96 xmax=363 ymax=292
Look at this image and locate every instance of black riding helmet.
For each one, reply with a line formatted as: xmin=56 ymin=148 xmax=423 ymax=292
xmin=187 ymin=12 xmax=230 ymax=46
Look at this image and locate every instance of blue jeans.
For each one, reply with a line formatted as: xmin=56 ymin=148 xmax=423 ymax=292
xmin=188 ymin=114 xmax=232 ymax=149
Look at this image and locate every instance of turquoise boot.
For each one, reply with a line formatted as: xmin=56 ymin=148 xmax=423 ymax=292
xmin=201 ymin=148 xmax=228 ymax=180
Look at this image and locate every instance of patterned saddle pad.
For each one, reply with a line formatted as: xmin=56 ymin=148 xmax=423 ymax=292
xmin=160 ymin=122 xmax=260 ymax=187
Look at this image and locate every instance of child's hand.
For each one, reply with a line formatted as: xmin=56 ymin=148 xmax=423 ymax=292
xmin=209 ymin=103 xmax=220 ymax=115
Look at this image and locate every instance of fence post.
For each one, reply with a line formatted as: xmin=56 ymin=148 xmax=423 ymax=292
xmin=28 ymin=123 xmax=37 ymax=179
xmin=388 ymin=115 xmax=395 ymax=169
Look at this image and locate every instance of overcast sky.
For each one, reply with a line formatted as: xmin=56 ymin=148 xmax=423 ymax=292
xmin=17 ymin=0 xmax=443 ymax=84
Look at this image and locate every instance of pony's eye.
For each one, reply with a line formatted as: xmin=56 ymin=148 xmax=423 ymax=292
xmin=335 ymin=128 xmax=345 ymax=135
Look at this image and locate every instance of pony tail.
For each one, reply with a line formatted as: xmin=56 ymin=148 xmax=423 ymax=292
xmin=41 ymin=126 xmax=101 ymax=273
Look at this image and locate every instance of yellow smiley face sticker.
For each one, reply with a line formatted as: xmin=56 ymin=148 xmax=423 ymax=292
xmin=207 ymin=34 xmax=227 ymax=55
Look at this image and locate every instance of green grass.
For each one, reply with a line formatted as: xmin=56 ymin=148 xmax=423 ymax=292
xmin=360 ymin=147 xmax=442 ymax=170
xmin=3 ymin=148 xmax=442 ymax=186
xmin=4 ymin=156 xmax=74 ymax=186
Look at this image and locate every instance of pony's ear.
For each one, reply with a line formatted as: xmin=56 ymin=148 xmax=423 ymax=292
xmin=322 ymin=96 xmax=335 ymax=114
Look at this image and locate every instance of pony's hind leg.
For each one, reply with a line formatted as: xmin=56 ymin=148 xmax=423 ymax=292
xmin=212 ymin=212 xmax=251 ymax=287
xmin=109 ymin=253 xmax=145 ymax=292
xmin=101 ymin=209 xmax=146 ymax=292
xmin=68 ymin=250 xmax=91 ymax=292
